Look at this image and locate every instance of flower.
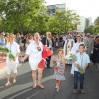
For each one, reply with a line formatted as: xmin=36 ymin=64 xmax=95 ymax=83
xmin=64 ymin=51 xmax=77 ymax=62
xmin=54 ymin=66 xmax=59 ymax=71
xmin=77 ymin=65 xmax=85 ymax=74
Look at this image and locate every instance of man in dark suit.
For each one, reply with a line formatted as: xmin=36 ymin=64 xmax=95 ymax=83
xmin=42 ymin=32 xmax=54 ymax=68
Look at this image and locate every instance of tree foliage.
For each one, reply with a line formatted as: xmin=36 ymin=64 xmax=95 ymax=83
xmin=84 ymin=25 xmax=94 ymax=34
xmin=84 ymin=25 xmax=99 ymax=34
xmin=48 ymin=9 xmax=80 ymax=34
xmin=0 ymin=0 xmax=45 ymax=34
xmin=94 ymin=17 xmax=99 ymax=25
xmin=0 ymin=1 xmax=80 ymax=34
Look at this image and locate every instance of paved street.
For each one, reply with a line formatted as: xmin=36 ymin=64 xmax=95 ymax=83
xmin=0 ymin=49 xmax=99 ymax=99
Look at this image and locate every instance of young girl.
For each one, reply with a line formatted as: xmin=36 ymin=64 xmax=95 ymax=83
xmin=54 ymin=49 xmax=66 ymax=92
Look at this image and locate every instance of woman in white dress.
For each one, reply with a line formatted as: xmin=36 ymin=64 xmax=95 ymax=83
xmin=20 ymin=33 xmax=44 ymax=88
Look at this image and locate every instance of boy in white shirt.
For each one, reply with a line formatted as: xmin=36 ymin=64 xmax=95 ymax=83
xmin=5 ymin=33 xmax=20 ymax=86
xmin=73 ymin=44 xmax=90 ymax=94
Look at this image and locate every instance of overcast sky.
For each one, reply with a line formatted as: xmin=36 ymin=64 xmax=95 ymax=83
xmin=45 ymin=0 xmax=99 ymax=22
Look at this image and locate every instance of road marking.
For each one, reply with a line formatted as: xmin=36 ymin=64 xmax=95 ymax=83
xmin=21 ymin=74 xmax=31 ymax=79
xmin=27 ymin=92 xmax=39 ymax=99
xmin=8 ymin=88 xmax=33 ymax=99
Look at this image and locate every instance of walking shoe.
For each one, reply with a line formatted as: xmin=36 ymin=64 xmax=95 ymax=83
xmin=80 ymin=89 xmax=84 ymax=94
xmin=55 ymin=84 xmax=58 ymax=89
xmin=73 ymin=89 xmax=77 ymax=93
xmin=57 ymin=88 xmax=60 ymax=92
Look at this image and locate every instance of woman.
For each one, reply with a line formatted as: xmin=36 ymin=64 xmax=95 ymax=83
xmin=16 ymin=33 xmax=21 ymax=45
xmin=20 ymin=35 xmax=25 ymax=51
xmin=91 ymin=36 xmax=99 ymax=65
xmin=25 ymin=35 xmax=33 ymax=49
xmin=5 ymin=33 xmax=20 ymax=86
xmin=20 ymin=32 xmax=44 ymax=89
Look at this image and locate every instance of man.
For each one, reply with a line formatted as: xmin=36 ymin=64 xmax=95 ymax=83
xmin=84 ymin=33 xmax=94 ymax=57
xmin=71 ymin=35 xmax=84 ymax=74
xmin=42 ymin=32 xmax=54 ymax=68
xmin=63 ymin=34 xmax=75 ymax=62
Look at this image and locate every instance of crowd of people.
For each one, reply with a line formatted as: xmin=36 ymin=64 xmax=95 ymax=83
xmin=0 ymin=31 xmax=99 ymax=93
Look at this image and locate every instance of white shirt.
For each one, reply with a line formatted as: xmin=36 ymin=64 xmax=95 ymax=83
xmin=71 ymin=42 xmax=84 ymax=53
xmin=6 ymin=42 xmax=20 ymax=63
xmin=26 ymin=40 xmax=43 ymax=65
xmin=63 ymin=36 xmax=66 ymax=41
xmin=74 ymin=52 xmax=90 ymax=71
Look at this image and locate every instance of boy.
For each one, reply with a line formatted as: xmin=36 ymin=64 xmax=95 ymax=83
xmin=73 ymin=44 xmax=90 ymax=94
xmin=5 ymin=33 xmax=20 ymax=86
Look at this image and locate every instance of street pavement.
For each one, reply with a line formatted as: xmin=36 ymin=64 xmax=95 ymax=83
xmin=0 ymin=48 xmax=99 ymax=99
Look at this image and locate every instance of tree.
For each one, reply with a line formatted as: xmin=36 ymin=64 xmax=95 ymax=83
xmin=0 ymin=0 xmax=45 ymax=34
xmin=48 ymin=9 xmax=80 ymax=34
xmin=93 ymin=25 xmax=99 ymax=34
xmin=84 ymin=25 xmax=94 ymax=34
xmin=94 ymin=17 xmax=99 ymax=25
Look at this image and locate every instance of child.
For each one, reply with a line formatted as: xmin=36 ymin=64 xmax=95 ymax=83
xmin=5 ymin=33 xmax=20 ymax=86
xmin=54 ymin=49 xmax=66 ymax=92
xmin=73 ymin=44 xmax=90 ymax=94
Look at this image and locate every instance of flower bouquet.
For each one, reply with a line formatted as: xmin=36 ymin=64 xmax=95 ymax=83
xmin=77 ymin=64 xmax=85 ymax=74
xmin=0 ymin=46 xmax=10 ymax=52
xmin=53 ymin=60 xmax=59 ymax=71
xmin=0 ymin=46 xmax=15 ymax=61
xmin=64 ymin=51 xmax=77 ymax=62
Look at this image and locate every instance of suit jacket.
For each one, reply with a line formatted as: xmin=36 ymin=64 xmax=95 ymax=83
xmin=84 ymin=38 xmax=94 ymax=56
xmin=42 ymin=36 xmax=54 ymax=47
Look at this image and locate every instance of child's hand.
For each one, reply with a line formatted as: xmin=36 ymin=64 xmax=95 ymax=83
xmin=82 ymin=67 xmax=86 ymax=71
xmin=74 ymin=62 xmax=78 ymax=67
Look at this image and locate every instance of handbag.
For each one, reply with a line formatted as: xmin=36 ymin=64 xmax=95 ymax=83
xmin=38 ymin=45 xmax=53 ymax=69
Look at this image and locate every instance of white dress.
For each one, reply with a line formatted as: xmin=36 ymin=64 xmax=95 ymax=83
xmin=70 ymin=42 xmax=84 ymax=74
xmin=63 ymin=39 xmax=75 ymax=64
xmin=26 ymin=40 xmax=43 ymax=70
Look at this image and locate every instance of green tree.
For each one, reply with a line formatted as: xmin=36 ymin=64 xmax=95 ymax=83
xmin=94 ymin=17 xmax=99 ymax=25
xmin=84 ymin=25 xmax=94 ymax=34
xmin=0 ymin=0 xmax=45 ymax=34
xmin=93 ymin=25 xmax=99 ymax=34
xmin=48 ymin=9 xmax=80 ymax=34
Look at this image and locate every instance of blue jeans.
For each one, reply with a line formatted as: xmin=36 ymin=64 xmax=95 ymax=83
xmin=74 ymin=71 xmax=85 ymax=89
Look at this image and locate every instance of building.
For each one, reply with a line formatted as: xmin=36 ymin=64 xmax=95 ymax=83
xmin=87 ymin=17 xmax=92 ymax=26
xmin=77 ymin=16 xmax=92 ymax=32
xmin=46 ymin=3 xmax=66 ymax=16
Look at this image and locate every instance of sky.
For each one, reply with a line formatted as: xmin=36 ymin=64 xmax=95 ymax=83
xmin=45 ymin=0 xmax=99 ymax=22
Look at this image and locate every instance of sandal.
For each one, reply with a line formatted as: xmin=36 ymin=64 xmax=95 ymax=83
xmin=13 ymin=80 xmax=16 ymax=84
xmin=38 ymin=84 xmax=44 ymax=89
xmin=5 ymin=82 xmax=10 ymax=86
xmin=32 ymin=85 xmax=36 ymax=89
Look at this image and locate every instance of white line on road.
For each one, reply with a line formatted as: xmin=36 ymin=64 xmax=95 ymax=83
xmin=8 ymin=88 xmax=33 ymax=99
xmin=26 ymin=92 xmax=39 ymax=99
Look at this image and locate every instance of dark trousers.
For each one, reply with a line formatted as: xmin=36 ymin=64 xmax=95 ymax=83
xmin=46 ymin=56 xmax=51 ymax=68
xmin=74 ymin=71 xmax=85 ymax=89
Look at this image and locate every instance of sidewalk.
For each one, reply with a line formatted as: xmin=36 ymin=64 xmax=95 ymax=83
xmin=0 ymin=58 xmax=6 ymax=74
xmin=0 ymin=51 xmax=25 ymax=75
